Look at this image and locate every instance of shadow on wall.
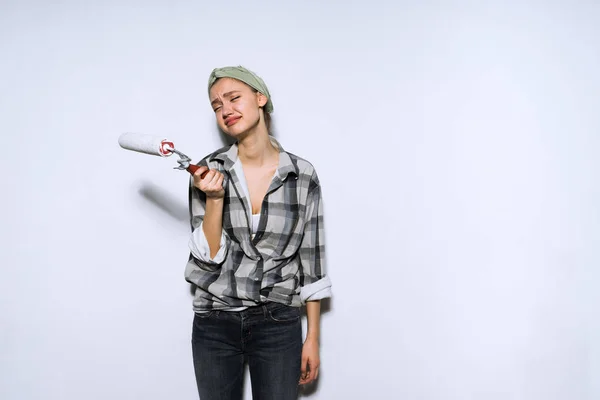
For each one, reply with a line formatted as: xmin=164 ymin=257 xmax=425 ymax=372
xmin=136 ymin=180 xmax=196 ymax=296
xmin=138 ymin=181 xmax=189 ymax=224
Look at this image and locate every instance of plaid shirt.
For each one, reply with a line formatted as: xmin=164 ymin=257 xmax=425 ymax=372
xmin=184 ymin=138 xmax=332 ymax=312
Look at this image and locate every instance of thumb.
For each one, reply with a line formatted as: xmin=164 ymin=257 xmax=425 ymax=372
xmin=194 ymin=166 xmax=208 ymax=177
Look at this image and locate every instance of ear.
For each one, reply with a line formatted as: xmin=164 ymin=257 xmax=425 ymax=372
xmin=256 ymin=92 xmax=268 ymax=108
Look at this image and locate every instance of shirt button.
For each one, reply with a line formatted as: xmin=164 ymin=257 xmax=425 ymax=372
xmin=254 ymin=278 xmax=260 ymax=281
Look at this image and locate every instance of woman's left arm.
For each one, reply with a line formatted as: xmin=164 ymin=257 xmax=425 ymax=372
xmin=300 ymin=300 xmax=321 ymax=385
xmin=297 ymin=170 xmax=332 ymax=385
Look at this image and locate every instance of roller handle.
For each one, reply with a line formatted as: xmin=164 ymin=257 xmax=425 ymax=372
xmin=186 ymin=165 xmax=227 ymax=190
xmin=186 ymin=164 xmax=208 ymax=178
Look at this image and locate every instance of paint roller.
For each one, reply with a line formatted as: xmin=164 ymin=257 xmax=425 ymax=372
xmin=118 ymin=132 xmax=210 ymax=179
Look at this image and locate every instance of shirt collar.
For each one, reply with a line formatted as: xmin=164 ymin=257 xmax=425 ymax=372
xmin=211 ymin=137 xmax=299 ymax=180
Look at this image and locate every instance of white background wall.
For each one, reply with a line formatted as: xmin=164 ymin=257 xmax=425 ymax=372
xmin=1 ymin=1 xmax=598 ymax=399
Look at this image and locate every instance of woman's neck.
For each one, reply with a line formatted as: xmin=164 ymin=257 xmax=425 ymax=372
xmin=237 ymin=131 xmax=278 ymax=168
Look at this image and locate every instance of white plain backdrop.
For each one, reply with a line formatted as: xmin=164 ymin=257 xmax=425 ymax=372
xmin=1 ymin=1 xmax=598 ymax=399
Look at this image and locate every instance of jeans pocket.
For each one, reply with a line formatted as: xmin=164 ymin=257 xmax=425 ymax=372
xmin=194 ymin=311 xmax=215 ymax=320
xmin=267 ymin=304 xmax=300 ymax=322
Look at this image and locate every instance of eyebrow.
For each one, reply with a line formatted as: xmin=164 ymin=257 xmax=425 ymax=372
xmin=210 ymin=91 xmax=241 ymax=106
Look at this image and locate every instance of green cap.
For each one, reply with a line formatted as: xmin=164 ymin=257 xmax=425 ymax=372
xmin=208 ymin=65 xmax=273 ymax=113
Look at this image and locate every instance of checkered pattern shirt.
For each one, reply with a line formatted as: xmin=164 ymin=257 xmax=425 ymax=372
xmin=184 ymin=138 xmax=332 ymax=312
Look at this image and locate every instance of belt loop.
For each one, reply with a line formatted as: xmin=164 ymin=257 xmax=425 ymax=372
xmin=262 ymin=304 xmax=267 ymax=319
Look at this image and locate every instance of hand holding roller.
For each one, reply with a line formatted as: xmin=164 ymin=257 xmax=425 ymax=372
xmin=118 ymin=132 xmax=208 ymax=178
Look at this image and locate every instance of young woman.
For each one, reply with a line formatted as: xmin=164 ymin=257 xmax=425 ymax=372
xmin=184 ymin=66 xmax=332 ymax=400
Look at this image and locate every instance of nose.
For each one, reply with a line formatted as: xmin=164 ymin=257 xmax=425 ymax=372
xmin=221 ymin=101 xmax=233 ymax=117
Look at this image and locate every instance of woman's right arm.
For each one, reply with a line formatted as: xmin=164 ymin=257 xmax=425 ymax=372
xmin=188 ymin=166 xmax=229 ymax=266
xmin=202 ymin=197 xmax=225 ymax=259
xmin=193 ymin=166 xmax=226 ymax=258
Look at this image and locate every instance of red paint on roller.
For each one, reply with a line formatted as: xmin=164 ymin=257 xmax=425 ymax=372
xmin=159 ymin=141 xmax=174 ymax=156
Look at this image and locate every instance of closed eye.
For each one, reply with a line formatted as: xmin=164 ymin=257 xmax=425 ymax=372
xmin=231 ymin=96 xmax=240 ymax=101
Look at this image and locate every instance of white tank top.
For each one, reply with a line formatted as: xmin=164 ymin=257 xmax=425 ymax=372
xmin=233 ymin=159 xmax=276 ymax=236
xmin=251 ymin=213 xmax=261 ymax=234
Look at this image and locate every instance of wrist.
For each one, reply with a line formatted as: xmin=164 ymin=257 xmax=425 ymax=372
xmin=305 ymin=333 xmax=320 ymax=344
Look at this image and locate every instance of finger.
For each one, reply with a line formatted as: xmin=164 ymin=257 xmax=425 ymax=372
xmin=308 ymin=364 xmax=316 ymax=382
xmin=216 ymin=174 xmax=225 ymax=190
xmin=205 ymin=170 xmax=217 ymax=182
xmin=198 ymin=169 xmax=213 ymax=185
xmin=208 ymin=171 xmax=221 ymax=186
xmin=305 ymin=369 xmax=313 ymax=383
xmin=193 ymin=166 xmax=208 ymax=178
xmin=304 ymin=360 xmax=314 ymax=382
xmin=205 ymin=172 xmax=221 ymax=192
xmin=299 ymin=373 xmax=310 ymax=385
xmin=300 ymin=357 xmax=308 ymax=378
xmin=314 ymin=365 xmax=320 ymax=381
xmin=300 ymin=359 xmax=310 ymax=383
xmin=193 ymin=167 xmax=208 ymax=187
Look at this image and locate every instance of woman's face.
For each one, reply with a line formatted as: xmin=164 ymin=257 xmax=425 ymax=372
xmin=209 ymin=78 xmax=267 ymax=138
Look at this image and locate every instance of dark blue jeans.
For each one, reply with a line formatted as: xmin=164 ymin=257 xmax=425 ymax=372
xmin=191 ymin=302 xmax=302 ymax=400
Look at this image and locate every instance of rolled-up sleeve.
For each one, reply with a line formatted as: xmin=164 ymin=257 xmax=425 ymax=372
xmin=299 ymin=177 xmax=332 ymax=303
xmin=189 ymin=221 xmax=228 ymax=264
